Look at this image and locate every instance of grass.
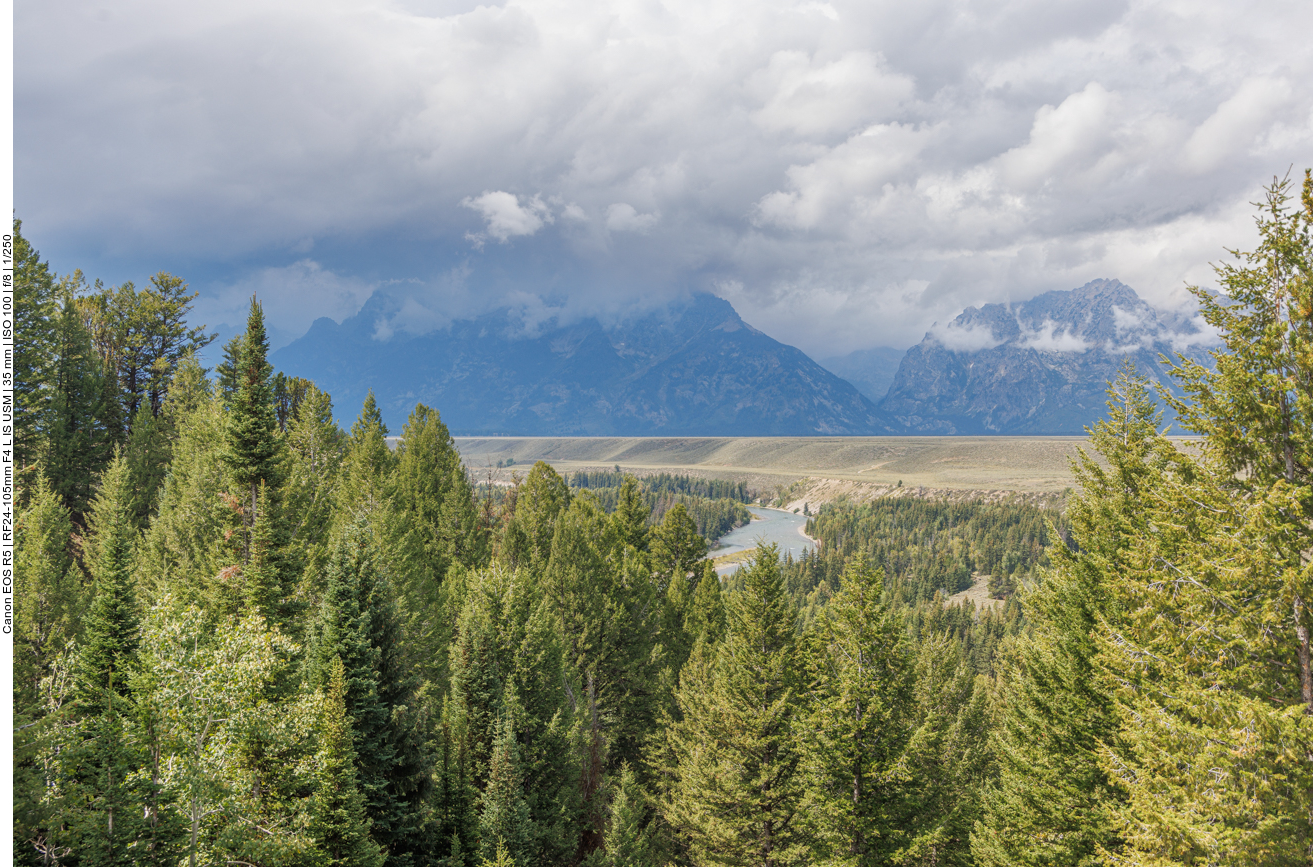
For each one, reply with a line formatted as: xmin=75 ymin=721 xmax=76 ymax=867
xmin=455 ymin=435 xmax=1100 ymax=492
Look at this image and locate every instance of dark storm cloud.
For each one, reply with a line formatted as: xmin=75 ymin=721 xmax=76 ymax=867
xmin=16 ymin=0 xmax=1313 ymax=355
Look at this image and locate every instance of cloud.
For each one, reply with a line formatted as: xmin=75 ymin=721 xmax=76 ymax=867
xmin=605 ymin=203 xmax=660 ymax=233
xmin=462 ymin=191 xmax=553 ymax=246
xmin=931 ymin=319 xmax=1005 ymax=353
xmin=1019 ymin=319 xmax=1091 ymax=353
xmin=15 ymin=0 xmax=1313 ymax=357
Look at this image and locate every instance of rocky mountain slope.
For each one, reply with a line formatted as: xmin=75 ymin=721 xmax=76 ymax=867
xmin=877 ymin=279 xmax=1214 ymax=434
xmin=272 ymin=292 xmax=896 ymax=436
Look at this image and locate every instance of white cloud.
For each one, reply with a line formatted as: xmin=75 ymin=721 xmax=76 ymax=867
xmin=932 ymin=320 xmax=1005 ymax=353
xmin=16 ymin=0 xmax=1313 ymax=355
xmin=1183 ymin=78 xmax=1292 ymax=173
xmin=462 ymin=191 xmax=553 ymax=245
xmin=1019 ymin=319 xmax=1091 ymax=353
xmin=605 ymin=203 xmax=660 ymax=233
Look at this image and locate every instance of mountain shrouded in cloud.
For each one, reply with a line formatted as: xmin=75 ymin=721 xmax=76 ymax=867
xmin=272 ymin=292 xmax=897 ymax=435
xmin=16 ymin=0 xmax=1313 ymax=359
xmin=878 ymin=279 xmax=1218 ymax=434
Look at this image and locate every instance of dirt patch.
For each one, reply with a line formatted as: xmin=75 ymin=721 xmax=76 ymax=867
xmin=945 ymin=572 xmax=1004 ymax=613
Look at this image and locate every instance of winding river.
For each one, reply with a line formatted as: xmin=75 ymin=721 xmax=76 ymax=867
xmin=711 ymin=507 xmax=817 ymax=574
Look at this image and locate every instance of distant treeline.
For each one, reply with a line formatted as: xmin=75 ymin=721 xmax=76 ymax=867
xmin=570 ymin=470 xmax=751 ymax=503
xmin=568 ymin=471 xmax=752 ymax=540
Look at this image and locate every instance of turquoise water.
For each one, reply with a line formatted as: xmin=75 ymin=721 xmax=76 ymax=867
xmin=712 ymin=507 xmax=816 ymax=574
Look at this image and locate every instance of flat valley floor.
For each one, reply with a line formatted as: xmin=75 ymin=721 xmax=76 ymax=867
xmin=453 ymin=436 xmax=1115 ymax=504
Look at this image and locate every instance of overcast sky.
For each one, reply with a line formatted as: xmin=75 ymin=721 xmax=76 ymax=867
xmin=16 ymin=0 xmax=1313 ymax=356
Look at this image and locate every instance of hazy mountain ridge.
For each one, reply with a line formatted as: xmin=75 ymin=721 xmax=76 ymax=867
xmin=877 ymin=279 xmax=1216 ymax=435
xmin=272 ymin=292 xmax=896 ymax=435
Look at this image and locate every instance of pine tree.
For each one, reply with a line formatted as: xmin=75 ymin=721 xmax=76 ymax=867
xmin=312 ymin=520 xmax=429 ymax=866
xmin=76 ymin=454 xmax=141 ymax=716
xmin=124 ymin=401 xmax=171 ymax=527
xmin=896 ymin=635 xmax=990 ymax=867
xmin=64 ymin=454 xmax=158 ymax=865
xmin=501 ymin=462 xmax=570 ymax=566
xmin=608 ymin=476 xmax=649 ymax=554
xmin=46 ymin=297 xmax=114 ymax=523
xmin=221 ymin=296 xmax=284 ymax=560
xmin=1091 ymin=172 xmax=1313 ymax=863
xmin=311 ymin=656 xmax=387 ymax=867
xmin=14 ymin=471 xmax=80 ymax=711
xmin=14 ymin=218 xmax=62 ymax=473
xmin=338 ymin=391 xmax=395 ymax=520
xmin=971 ymin=366 xmax=1148 ymax=867
xmin=666 ymin=544 xmax=804 ymax=867
xmin=798 ymin=554 xmax=913 ymax=867
xmin=479 ymin=715 xmax=534 ymax=866
xmin=650 ymin=504 xmax=707 ymax=592
xmin=599 ymin=764 xmax=660 ymax=867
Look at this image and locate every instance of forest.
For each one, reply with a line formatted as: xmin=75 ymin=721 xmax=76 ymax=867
xmin=12 ymin=170 xmax=1313 ymax=867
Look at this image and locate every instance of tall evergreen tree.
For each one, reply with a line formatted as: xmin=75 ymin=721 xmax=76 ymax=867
xmin=666 ymin=545 xmax=804 ymax=867
xmin=1092 ymin=172 xmax=1313 ymax=863
xmin=14 ymin=219 xmax=62 ymax=473
xmin=311 ymin=656 xmax=387 ymax=867
xmin=76 ymin=454 xmax=141 ymax=715
xmin=312 ymin=520 xmax=429 ymax=867
xmin=971 ymin=366 xmax=1148 ymax=867
xmin=46 ymin=297 xmax=116 ymax=523
xmin=798 ymin=554 xmax=914 ymax=867
xmin=479 ymin=715 xmax=534 ymax=866
xmin=221 ymin=296 xmax=284 ymax=560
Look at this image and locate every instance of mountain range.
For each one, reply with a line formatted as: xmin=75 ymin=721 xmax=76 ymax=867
xmin=272 ymin=292 xmax=894 ymax=436
xmin=271 ymin=279 xmax=1216 ymax=436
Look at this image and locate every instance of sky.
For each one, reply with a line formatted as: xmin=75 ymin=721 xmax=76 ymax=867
xmin=16 ymin=0 xmax=1313 ymax=358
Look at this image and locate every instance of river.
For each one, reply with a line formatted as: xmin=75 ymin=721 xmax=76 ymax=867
xmin=711 ymin=507 xmax=817 ymax=574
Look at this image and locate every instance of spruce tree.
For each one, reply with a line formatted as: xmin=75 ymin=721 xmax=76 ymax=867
xmin=14 ymin=471 xmax=80 ymax=711
xmin=971 ymin=366 xmax=1148 ymax=866
xmin=649 ymin=504 xmax=707 ymax=592
xmin=221 ymin=295 xmax=284 ymax=559
xmin=666 ymin=544 xmax=804 ymax=867
xmin=479 ymin=715 xmax=534 ymax=865
xmin=798 ymin=554 xmax=913 ymax=867
xmin=46 ymin=297 xmax=114 ymax=523
xmin=76 ymin=454 xmax=141 ymax=716
xmin=599 ymin=765 xmax=660 ymax=867
xmin=311 ymin=656 xmax=386 ymax=867
xmin=338 ymin=391 xmax=395 ymax=520
xmin=608 ymin=476 xmax=649 ymax=554
xmin=312 ymin=520 xmax=429 ymax=866
xmin=14 ymin=218 xmax=62 ymax=472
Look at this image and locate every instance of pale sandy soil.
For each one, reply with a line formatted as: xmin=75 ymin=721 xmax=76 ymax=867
xmin=944 ymin=572 xmax=1004 ymax=613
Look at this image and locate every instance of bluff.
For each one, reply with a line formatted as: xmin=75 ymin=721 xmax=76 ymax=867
xmin=877 ymin=279 xmax=1214 ymax=435
xmin=272 ymin=292 xmax=895 ymax=436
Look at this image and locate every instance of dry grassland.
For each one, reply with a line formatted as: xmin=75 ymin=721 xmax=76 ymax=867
xmin=456 ymin=435 xmax=1085 ymax=489
xmin=454 ymin=434 xmax=1099 ymax=493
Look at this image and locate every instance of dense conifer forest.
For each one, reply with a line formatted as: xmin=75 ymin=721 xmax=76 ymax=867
xmin=13 ymin=172 xmax=1313 ymax=866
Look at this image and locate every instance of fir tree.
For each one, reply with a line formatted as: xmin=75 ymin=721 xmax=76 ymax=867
xmin=599 ymin=764 xmax=660 ymax=867
xmin=14 ymin=218 xmax=62 ymax=472
xmin=479 ymin=715 xmax=534 ymax=866
xmin=338 ymin=391 xmax=395 ymax=520
xmin=311 ymin=656 xmax=386 ymax=867
xmin=46 ymin=297 xmax=115 ymax=523
xmin=312 ymin=520 xmax=429 ymax=866
xmin=798 ymin=554 xmax=913 ymax=867
xmin=76 ymin=454 xmax=141 ymax=716
xmin=666 ymin=544 xmax=804 ymax=867
xmin=971 ymin=366 xmax=1148 ymax=867
xmin=14 ymin=471 xmax=80 ymax=711
xmin=221 ymin=295 xmax=284 ymax=560
xmin=650 ymin=504 xmax=707 ymax=592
